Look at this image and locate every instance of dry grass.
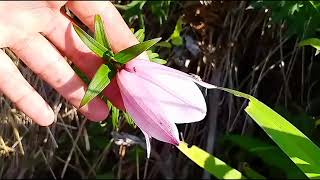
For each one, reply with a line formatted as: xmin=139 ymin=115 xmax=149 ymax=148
xmin=0 ymin=48 xmax=95 ymax=179
xmin=0 ymin=1 xmax=318 ymax=179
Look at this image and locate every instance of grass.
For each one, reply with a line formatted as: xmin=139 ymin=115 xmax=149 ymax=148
xmin=1 ymin=1 xmax=319 ymax=179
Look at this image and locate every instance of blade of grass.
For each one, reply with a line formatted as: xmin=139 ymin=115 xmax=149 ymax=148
xmin=192 ymin=80 xmax=320 ymax=178
xmin=216 ymin=87 xmax=320 ymax=179
xmin=177 ymin=141 xmax=246 ymax=179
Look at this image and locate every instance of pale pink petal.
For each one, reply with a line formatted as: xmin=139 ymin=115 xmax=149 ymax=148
xmin=116 ymin=70 xmax=180 ymax=145
xmin=142 ymin=130 xmax=151 ymax=158
xmin=126 ymin=60 xmax=207 ymax=124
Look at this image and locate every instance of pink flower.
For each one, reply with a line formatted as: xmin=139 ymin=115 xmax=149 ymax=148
xmin=116 ymin=59 xmax=207 ymax=157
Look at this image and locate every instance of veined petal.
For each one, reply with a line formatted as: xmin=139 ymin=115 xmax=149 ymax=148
xmin=116 ymin=70 xmax=180 ymax=145
xmin=126 ymin=60 xmax=207 ymax=124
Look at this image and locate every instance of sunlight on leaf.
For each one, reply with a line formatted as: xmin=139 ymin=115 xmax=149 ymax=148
xmin=214 ymin=87 xmax=320 ymax=179
xmin=94 ymin=15 xmax=112 ymax=50
xmin=80 ymin=64 xmax=116 ymax=107
xmin=134 ymin=29 xmax=145 ymax=42
xmin=169 ymin=17 xmax=184 ymax=46
xmin=114 ymin=38 xmax=161 ymax=64
xmin=177 ymin=141 xmax=246 ymax=179
xmin=73 ymin=24 xmax=113 ymax=60
xmin=299 ymin=38 xmax=320 ymax=56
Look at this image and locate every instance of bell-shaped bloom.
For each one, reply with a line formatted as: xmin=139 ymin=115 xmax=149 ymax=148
xmin=116 ymin=60 xmax=207 ymax=157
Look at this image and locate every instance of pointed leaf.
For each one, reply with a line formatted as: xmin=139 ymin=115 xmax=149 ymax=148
xmin=114 ymin=38 xmax=161 ymax=64
xmin=177 ymin=141 xmax=246 ymax=179
xmin=111 ymin=106 xmax=120 ymax=129
xmin=73 ymin=24 xmax=113 ymax=60
xmin=80 ymin=64 xmax=116 ymax=107
xmin=299 ymin=38 xmax=320 ymax=51
xmin=196 ymin=82 xmax=320 ymax=179
xmin=134 ymin=29 xmax=145 ymax=42
xmin=94 ymin=15 xmax=112 ymax=50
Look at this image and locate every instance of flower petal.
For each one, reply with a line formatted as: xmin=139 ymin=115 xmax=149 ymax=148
xmin=142 ymin=130 xmax=151 ymax=158
xmin=117 ymin=70 xmax=180 ymax=145
xmin=127 ymin=60 xmax=207 ymax=124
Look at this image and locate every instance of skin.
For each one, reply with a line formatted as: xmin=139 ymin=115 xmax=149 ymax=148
xmin=0 ymin=1 xmax=142 ymax=126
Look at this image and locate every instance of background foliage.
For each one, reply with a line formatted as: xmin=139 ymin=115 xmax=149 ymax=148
xmin=1 ymin=0 xmax=320 ymax=179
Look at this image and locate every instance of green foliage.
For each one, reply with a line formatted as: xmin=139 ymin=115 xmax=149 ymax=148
xmin=94 ymin=15 xmax=112 ymax=50
xmin=114 ymin=38 xmax=161 ymax=64
xmin=299 ymin=38 xmax=320 ymax=55
xmin=73 ymin=24 xmax=113 ymax=60
xmin=115 ymin=1 xmax=174 ymax=28
xmin=178 ymin=141 xmax=246 ymax=179
xmin=133 ymin=28 xmax=168 ymax=64
xmin=205 ymin=86 xmax=320 ymax=179
xmin=73 ymin=15 xmax=160 ymax=107
xmin=251 ymin=1 xmax=320 ymax=39
xmin=168 ymin=17 xmax=184 ymax=46
xmin=222 ymin=135 xmax=305 ymax=178
xmin=80 ymin=64 xmax=116 ymax=107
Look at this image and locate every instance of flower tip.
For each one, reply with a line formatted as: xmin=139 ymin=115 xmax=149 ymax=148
xmin=171 ymin=137 xmax=180 ymax=146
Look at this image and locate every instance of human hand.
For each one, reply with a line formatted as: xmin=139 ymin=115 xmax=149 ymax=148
xmin=0 ymin=1 xmax=139 ymax=126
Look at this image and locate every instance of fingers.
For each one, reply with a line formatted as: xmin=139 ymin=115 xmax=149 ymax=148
xmin=41 ymin=1 xmax=145 ymax=110
xmin=10 ymin=33 xmax=109 ymax=122
xmin=41 ymin=8 xmax=125 ymax=109
xmin=0 ymin=50 xmax=54 ymax=126
xmin=66 ymin=1 xmax=139 ymax=53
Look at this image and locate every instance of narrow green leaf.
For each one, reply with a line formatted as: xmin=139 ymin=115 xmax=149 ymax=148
xmin=111 ymin=106 xmax=120 ymax=129
xmin=155 ymin=41 xmax=172 ymax=48
xmin=123 ymin=112 xmax=136 ymax=128
xmin=94 ymin=15 xmax=112 ymax=50
xmin=177 ymin=141 xmax=246 ymax=179
xmin=146 ymin=50 xmax=159 ymax=59
xmin=214 ymin=87 xmax=320 ymax=179
xmin=241 ymin=164 xmax=266 ymax=179
xmin=134 ymin=29 xmax=145 ymax=42
xmin=73 ymin=24 xmax=113 ymax=59
xmin=114 ymin=38 xmax=161 ymax=64
xmin=245 ymin=97 xmax=320 ymax=179
xmin=223 ymin=135 xmax=305 ymax=178
xmin=299 ymin=38 xmax=320 ymax=55
xmin=169 ymin=17 xmax=184 ymax=46
xmin=80 ymin=64 xmax=116 ymax=107
xmin=150 ymin=58 xmax=167 ymax=64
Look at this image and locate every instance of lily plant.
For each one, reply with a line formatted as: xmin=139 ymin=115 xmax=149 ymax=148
xmin=73 ymin=15 xmax=207 ymax=158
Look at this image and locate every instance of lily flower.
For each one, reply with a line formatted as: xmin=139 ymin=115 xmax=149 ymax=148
xmin=116 ymin=59 xmax=207 ymax=157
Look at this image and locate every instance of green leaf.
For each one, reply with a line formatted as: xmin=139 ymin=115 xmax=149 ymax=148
xmin=114 ymin=38 xmax=161 ymax=64
xmin=242 ymin=164 xmax=266 ymax=179
xmin=223 ymin=135 xmax=305 ymax=178
xmin=213 ymin=86 xmax=320 ymax=179
xmin=146 ymin=50 xmax=159 ymax=59
xmin=123 ymin=112 xmax=136 ymax=128
xmin=299 ymin=38 xmax=320 ymax=55
xmin=177 ymin=141 xmax=246 ymax=179
xmin=169 ymin=17 xmax=184 ymax=46
xmin=150 ymin=58 xmax=167 ymax=64
xmin=111 ymin=106 xmax=120 ymax=130
xmin=80 ymin=64 xmax=116 ymax=107
xmin=94 ymin=15 xmax=112 ymax=50
xmin=155 ymin=41 xmax=172 ymax=48
xmin=134 ymin=29 xmax=145 ymax=42
xmin=73 ymin=24 xmax=113 ymax=60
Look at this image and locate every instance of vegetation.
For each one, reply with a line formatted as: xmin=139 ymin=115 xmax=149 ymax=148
xmin=1 ymin=0 xmax=320 ymax=179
